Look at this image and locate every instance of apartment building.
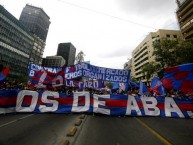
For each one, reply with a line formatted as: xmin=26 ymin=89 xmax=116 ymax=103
xmin=176 ymin=0 xmax=193 ymax=39
xmin=131 ymin=29 xmax=181 ymax=82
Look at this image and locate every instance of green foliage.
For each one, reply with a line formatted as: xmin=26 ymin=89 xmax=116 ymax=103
xmin=153 ymin=38 xmax=179 ymax=68
xmin=105 ymin=82 xmax=113 ymax=89
xmin=176 ymin=39 xmax=193 ymax=64
xmin=152 ymin=38 xmax=193 ymax=78
xmin=131 ymin=76 xmax=137 ymax=82
xmin=141 ymin=62 xmax=158 ymax=86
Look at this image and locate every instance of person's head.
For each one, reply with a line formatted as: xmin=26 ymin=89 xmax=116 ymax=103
xmin=0 ymin=64 xmax=3 ymax=72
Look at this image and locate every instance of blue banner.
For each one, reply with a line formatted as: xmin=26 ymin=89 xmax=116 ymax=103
xmin=65 ymin=79 xmax=104 ymax=89
xmin=0 ymin=90 xmax=193 ymax=118
xmin=65 ymin=63 xmax=130 ymax=83
xmin=28 ymin=63 xmax=130 ymax=83
xmin=28 ymin=63 xmax=62 ymax=77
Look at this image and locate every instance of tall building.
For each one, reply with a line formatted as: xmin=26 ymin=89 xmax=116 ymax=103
xmin=0 ymin=5 xmax=34 ymax=78
xmin=131 ymin=29 xmax=181 ymax=82
xmin=19 ymin=4 xmax=50 ymax=65
xmin=176 ymin=0 xmax=193 ymax=39
xmin=57 ymin=43 xmax=76 ymax=66
xmin=30 ymin=35 xmax=45 ymax=65
xmin=19 ymin=4 xmax=51 ymax=42
xmin=42 ymin=56 xmax=65 ymax=67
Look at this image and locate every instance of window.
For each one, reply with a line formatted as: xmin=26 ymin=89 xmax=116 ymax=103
xmin=166 ymin=34 xmax=170 ymax=38
xmin=173 ymin=35 xmax=177 ymax=38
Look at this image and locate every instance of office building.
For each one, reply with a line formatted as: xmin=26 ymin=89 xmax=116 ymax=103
xmin=57 ymin=43 xmax=76 ymax=66
xmin=19 ymin=4 xmax=51 ymax=42
xmin=0 ymin=5 xmax=34 ymax=78
xmin=131 ymin=29 xmax=181 ymax=82
xmin=176 ymin=0 xmax=193 ymax=39
xmin=19 ymin=4 xmax=50 ymax=64
xmin=30 ymin=35 xmax=45 ymax=65
xmin=42 ymin=56 xmax=65 ymax=67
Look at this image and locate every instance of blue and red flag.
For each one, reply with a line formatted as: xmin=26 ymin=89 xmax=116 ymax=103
xmin=0 ymin=67 xmax=9 ymax=83
xmin=150 ymin=77 xmax=166 ymax=95
xmin=112 ymin=82 xmax=119 ymax=90
xmin=129 ymin=81 xmax=139 ymax=89
xmin=139 ymin=81 xmax=148 ymax=96
xmin=162 ymin=63 xmax=193 ymax=93
xmin=97 ymin=79 xmax=105 ymax=89
xmin=30 ymin=66 xmax=65 ymax=89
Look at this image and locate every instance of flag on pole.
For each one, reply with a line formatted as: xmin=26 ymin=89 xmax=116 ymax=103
xmin=129 ymin=81 xmax=139 ymax=88
xmin=139 ymin=81 xmax=148 ymax=96
xmin=150 ymin=77 xmax=166 ymax=95
xmin=112 ymin=82 xmax=119 ymax=90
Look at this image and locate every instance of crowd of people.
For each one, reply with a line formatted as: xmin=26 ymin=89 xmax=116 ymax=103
xmin=0 ymin=80 xmax=192 ymax=100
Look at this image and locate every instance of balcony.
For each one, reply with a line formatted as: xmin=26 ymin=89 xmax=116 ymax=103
xmin=181 ymin=22 xmax=193 ymax=33
xmin=135 ymin=60 xmax=149 ymax=70
xmin=134 ymin=55 xmax=149 ymax=67
xmin=134 ymin=49 xmax=148 ymax=62
xmin=135 ymin=69 xmax=142 ymax=74
xmin=136 ymin=73 xmax=145 ymax=80
xmin=134 ymin=45 xmax=147 ymax=58
xmin=183 ymin=28 xmax=193 ymax=39
xmin=178 ymin=7 xmax=193 ymax=23
xmin=177 ymin=0 xmax=193 ymax=16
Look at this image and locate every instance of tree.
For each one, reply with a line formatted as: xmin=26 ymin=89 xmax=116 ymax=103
xmin=176 ymin=38 xmax=193 ymax=64
xmin=131 ymin=76 xmax=137 ymax=82
xmin=75 ymin=51 xmax=85 ymax=64
xmin=153 ymin=38 xmax=179 ymax=69
xmin=153 ymin=38 xmax=193 ymax=78
xmin=124 ymin=58 xmax=132 ymax=70
xmin=105 ymin=82 xmax=113 ymax=89
xmin=141 ymin=62 xmax=158 ymax=86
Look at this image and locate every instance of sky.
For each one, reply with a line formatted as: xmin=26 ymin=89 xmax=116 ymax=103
xmin=0 ymin=0 xmax=179 ymax=69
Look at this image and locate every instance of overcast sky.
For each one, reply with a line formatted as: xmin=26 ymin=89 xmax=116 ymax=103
xmin=1 ymin=0 xmax=179 ymax=69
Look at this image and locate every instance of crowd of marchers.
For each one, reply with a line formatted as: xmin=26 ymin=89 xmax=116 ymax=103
xmin=0 ymin=80 xmax=192 ymax=100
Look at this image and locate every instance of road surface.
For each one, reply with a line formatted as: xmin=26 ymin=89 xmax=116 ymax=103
xmin=0 ymin=114 xmax=193 ymax=145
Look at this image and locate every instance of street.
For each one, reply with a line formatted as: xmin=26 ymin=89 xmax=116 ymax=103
xmin=0 ymin=113 xmax=79 ymax=145
xmin=73 ymin=115 xmax=193 ymax=145
xmin=0 ymin=114 xmax=193 ymax=145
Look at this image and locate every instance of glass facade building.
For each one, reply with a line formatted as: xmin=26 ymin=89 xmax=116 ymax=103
xmin=19 ymin=4 xmax=51 ymax=42
xmin=57 ymin=43 xmax=76 ymax=66
xmin=0 ymin=5 xmax=34 ymax=78
xmin=19 ymin=4 xmax=50 ymax=65
xmin=30 ymin=35 xmax=45 ymax=65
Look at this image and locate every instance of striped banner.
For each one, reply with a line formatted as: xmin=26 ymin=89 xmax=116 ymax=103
xmin=0 ymin=90 xmax=193 ymax=118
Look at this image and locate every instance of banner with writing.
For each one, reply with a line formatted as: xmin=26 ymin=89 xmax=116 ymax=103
xmin=28 ymin=63 xmax=130 ymax=83
xmin=65 ymin=79 xmax=104 ymax=89
xmin=0 ymin=90 xmax=193 ymax=118
xmin=28 ymin=63 xmax=62 ymax=77
xmin=65 ymin=63 xmax=130 ymax=83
